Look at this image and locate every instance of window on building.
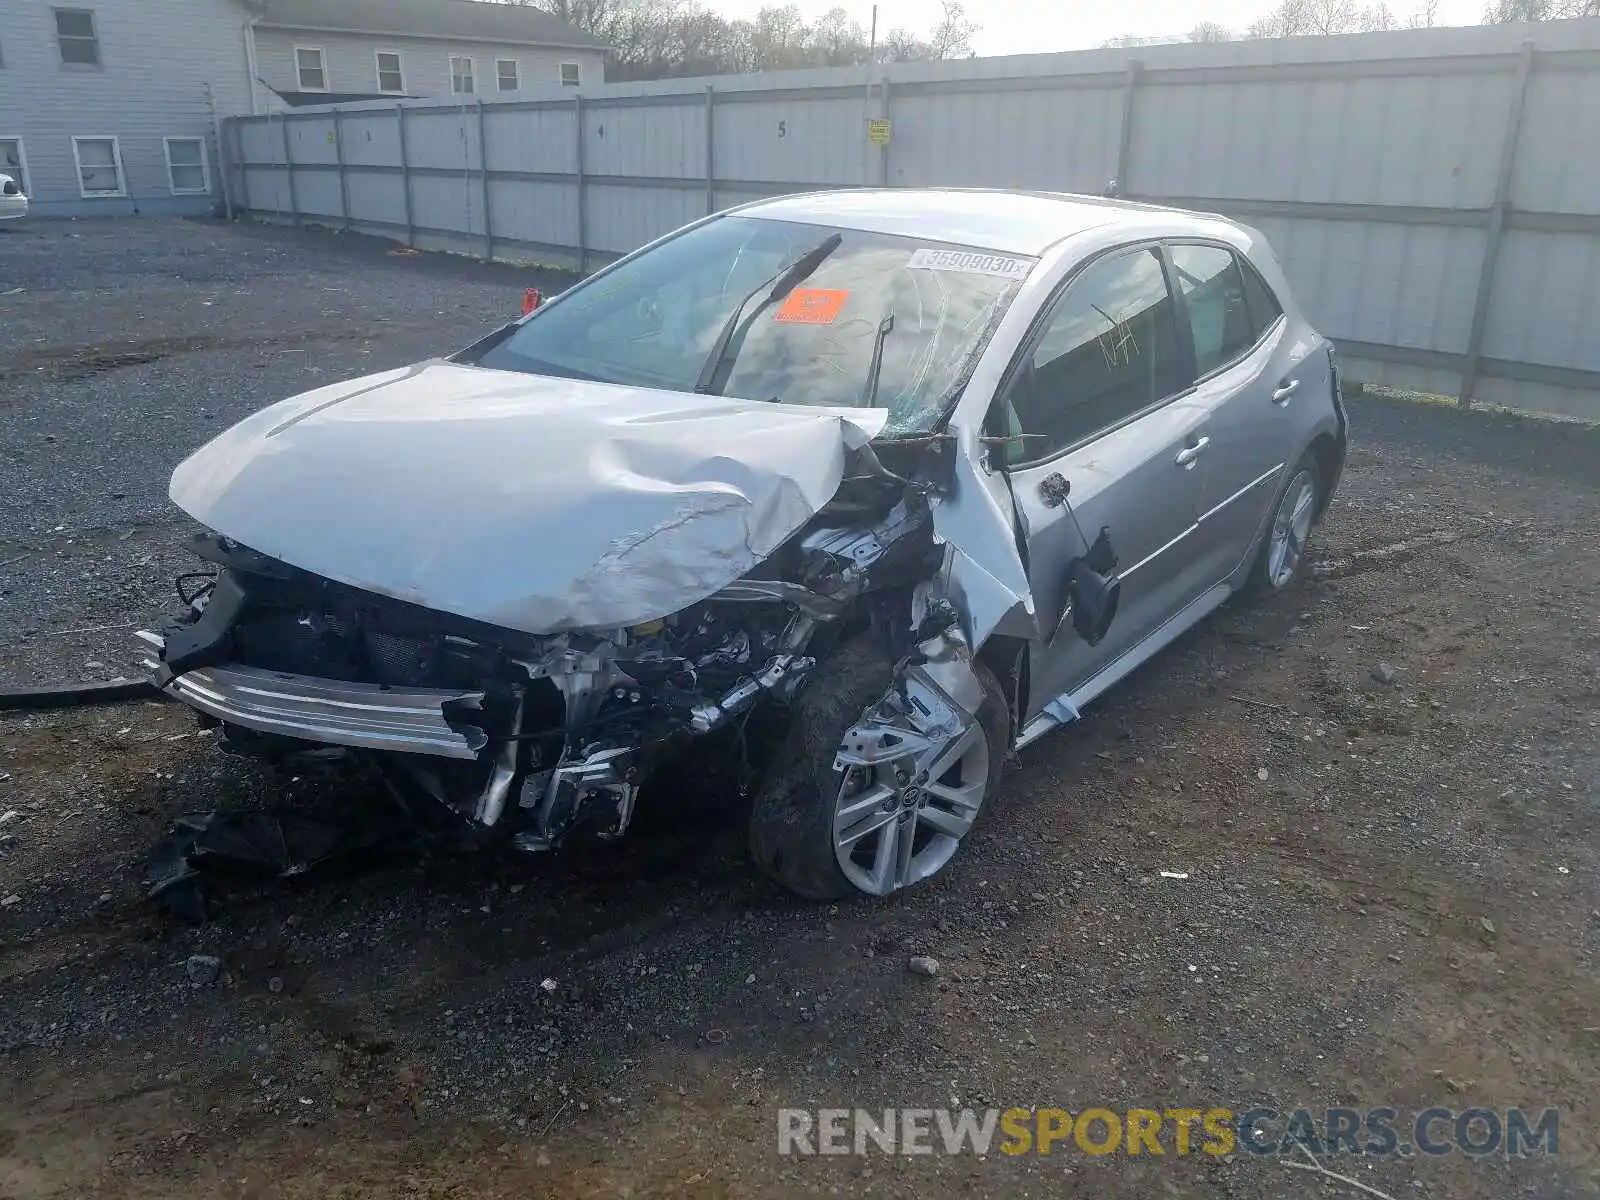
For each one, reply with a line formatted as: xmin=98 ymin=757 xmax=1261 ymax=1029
xmin=1169 ymin=243 xmax=1255 ymax=377
xmin=295 ymin=45 xmax=327 ymax=91
xmin=375 ymin=49 xmax=404 ymax=93
xmin=72 ymin=136 xmax=125 ymax=197
xmin=450 ymin=55 xmax=475 ymax=94
xmin=560 ymin=61 xmax=581 ymax=87
xmin=1004 ymin=247 xmax=1181 ymax=461
xmin=497 ymin=58 xmax=519 ymax=90
xmin=54 ymin=9 xmax=101 ymax=66
xmin=165 ymin=137 xmax=209 ymax=195
xmin=0 ymin=139 xmax=27 ymax=195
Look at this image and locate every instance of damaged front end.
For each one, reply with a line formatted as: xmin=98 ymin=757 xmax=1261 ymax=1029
xmin=138 ymin=438 xmax=986 ymax=864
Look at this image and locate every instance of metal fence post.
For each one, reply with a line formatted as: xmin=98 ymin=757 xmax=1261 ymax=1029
xmin=879 ymin=76 xmax=891 ymax=187
xmin=397 ymin=103 xmax=415 ymax=248
xmin=333 ymin=107 xmax=351 ymax=231
xmin=704 ymin=85 xmax=716 ymax=215
xmin=478 ymin=99 xmax=494 ymax=261
xmin=209 ymin=85 xmax=233 ymax=221
xmin=1114 ymin=59 xmax=1143 ymax=196
xmin=1459 ymin=39 xmax=1535 ymax=409
xmin=575 ymin=93 xmax=587 ymax=274
xmin=233 ymin=119 xmax=250 ymax=215
xmin=280 ymin=113 xmax=300 ymax=226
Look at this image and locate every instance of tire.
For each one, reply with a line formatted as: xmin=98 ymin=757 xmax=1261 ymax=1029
xmin=748 ymin=633 xmax=1010 ymax=901
xmin=1242 ymin=451 xmax=1322 ymax=600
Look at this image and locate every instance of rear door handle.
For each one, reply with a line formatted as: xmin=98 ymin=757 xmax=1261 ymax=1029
xmin=1175 ymin=436 xmax=1210 ymax=468
xmin=1272 ymin=378 xmax=1300 ymax=405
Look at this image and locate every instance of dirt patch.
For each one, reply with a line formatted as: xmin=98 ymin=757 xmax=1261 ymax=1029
xmin=0 ymin=331 xmax=372 ymax=387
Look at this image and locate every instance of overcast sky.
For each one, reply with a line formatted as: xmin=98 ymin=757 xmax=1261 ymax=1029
xmin=714 ymin=0 xmax=1489 ymax=55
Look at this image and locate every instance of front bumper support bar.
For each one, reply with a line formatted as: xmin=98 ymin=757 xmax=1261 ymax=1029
xmin=135 ymin=630 xmax=488 ymax=759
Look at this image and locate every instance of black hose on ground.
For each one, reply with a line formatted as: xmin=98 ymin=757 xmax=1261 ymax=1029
xmin=0 ymin=678 xmax=166 ymax=712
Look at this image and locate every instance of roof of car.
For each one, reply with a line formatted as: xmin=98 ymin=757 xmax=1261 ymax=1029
xmin=737 ymin=189 xmax=1212 ymax=256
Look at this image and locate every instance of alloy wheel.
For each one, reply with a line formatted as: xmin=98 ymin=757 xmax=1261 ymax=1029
xmin=831 ymin=720 xmax=991 ymax=896
xmin=1267 ymin=469 xmax=1316 ymax=589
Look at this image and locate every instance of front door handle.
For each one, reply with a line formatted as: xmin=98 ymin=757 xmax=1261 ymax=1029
xmin=1272 ymin=378 xmax=1300 ymax=405
xmin=1175 ymin=436 xmax=1210 ymax=469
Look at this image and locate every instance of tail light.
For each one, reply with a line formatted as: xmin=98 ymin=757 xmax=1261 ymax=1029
xmin=1327 ymin=343 xmax=1350 ymax=445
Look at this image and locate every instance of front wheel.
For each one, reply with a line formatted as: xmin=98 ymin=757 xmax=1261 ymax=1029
xmin=748 ymin=636 xmax=1009 ymax=901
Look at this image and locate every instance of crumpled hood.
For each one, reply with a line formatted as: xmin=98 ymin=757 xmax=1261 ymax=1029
xmin=170 ymin=361 xmax=886 ymax=633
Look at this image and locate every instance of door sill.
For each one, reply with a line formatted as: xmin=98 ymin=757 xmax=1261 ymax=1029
xmin=1015 ymin=582 xmax=1232 ymax=750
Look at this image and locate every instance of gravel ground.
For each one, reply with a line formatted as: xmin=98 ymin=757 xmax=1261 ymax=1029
xmin=0 ymin=217 xmax=568 ymax=689
xmin=1 ymin=217 xmax=1598 ymax=1199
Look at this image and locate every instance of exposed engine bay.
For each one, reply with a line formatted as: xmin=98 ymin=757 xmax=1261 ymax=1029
xmin=138 ymin=439 xmax=990 ymax=860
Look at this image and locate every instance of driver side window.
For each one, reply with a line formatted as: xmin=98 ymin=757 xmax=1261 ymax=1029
xmin=1001 ymin=247 xmax=1181 ymax=464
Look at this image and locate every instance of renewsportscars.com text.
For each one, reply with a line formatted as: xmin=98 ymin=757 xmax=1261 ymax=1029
xmin=777 ymin=1106 xmax=1560 ymax=1159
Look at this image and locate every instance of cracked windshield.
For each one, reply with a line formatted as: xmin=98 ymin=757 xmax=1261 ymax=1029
xmin=475 ymin=215 xmax=1032 ymax=433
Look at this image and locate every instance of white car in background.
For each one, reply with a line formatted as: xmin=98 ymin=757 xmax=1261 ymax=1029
xmin=0 ymin=173 xmax=27 ymax=221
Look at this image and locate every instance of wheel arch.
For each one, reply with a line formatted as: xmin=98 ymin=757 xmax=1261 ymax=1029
xmin=1306 ymin=429 xmax=1344 ymax=521
xmin=977 ymin=633 xmax=1029 ymax=746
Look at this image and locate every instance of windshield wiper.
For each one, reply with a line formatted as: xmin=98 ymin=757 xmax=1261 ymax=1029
xmin=692 ymin=232 xmax=843 ymax=395
xmin=860 ymin=312 xmax=895 ymax=408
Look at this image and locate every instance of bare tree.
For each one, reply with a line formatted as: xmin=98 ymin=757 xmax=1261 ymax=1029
xmin=507 ymin=0 xmax=622 ymax=39
xmin=1187 ymin=20 xmax=1236 ymax=39
xmin=1245 ymin=0 xmax=1311 ymax=38
xmin=880 ymin=27 xmax=938 ymax=61
xmin=1305 ymin=0 xmax=1359 ymax=34
xmin=1482 ymin=0 xmax=1597 ymax=18
xmin=1241 ymin=0 xmax=1447 ymax=35
xmin=1357 ymin=2 xmax=1401 ymax=29
xmin=1234 ymin=0 xmax=1588 ymax=36
xmin=1407 ymin=0 xmax=1440 ymax=25
xmin=1103 ymin=32 xmax=1177 ymax=46
xmin=927 ymin=0 xmax=980 ymax=58
xmin=515 ymin=0 xmax=986 ymax=80
xmin=804 ymin=6 xmax=870 ymax=65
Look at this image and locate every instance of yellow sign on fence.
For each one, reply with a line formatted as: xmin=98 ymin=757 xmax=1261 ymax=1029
xmin=867 ymin=118 xmax=892 ymax=146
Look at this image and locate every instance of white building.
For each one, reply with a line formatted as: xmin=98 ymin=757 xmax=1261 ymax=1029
xmin=0 ymin=0 xmax=607 ymax=217
xmin=249 ymin=0 xmax=609 ymax=111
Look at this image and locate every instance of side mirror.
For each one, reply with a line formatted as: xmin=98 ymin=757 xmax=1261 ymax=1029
xmin=1068 ymin=526 xmax=1120 ymax=647
xmin=1069 ymin=562 xmax=1120 ymax=646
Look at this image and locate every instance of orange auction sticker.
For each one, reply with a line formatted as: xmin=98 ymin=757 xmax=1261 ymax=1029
xmin=775 ymin=288 xmax=849 ymax=324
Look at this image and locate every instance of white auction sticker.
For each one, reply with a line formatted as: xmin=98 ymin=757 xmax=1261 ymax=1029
xmin=906 ymin=247 xmax=1034 ymax=279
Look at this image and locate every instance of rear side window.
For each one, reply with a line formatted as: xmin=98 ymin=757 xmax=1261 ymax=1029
xmin=1004 ymin=247 xmax=1181 ymax=460
xmin=1170 ymin=244 xmax=1254 ymax=376
xmin=1239 ymin=256 xmax=1284 ymax=339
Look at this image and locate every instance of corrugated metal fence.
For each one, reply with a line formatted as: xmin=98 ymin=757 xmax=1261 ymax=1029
xmin=225 ymin=20 xmax=1600 ymax=420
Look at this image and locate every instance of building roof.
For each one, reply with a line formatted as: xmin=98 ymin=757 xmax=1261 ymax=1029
xmin=275 ymin=91 xmax=405 ymax=107
xmin=738 ymin=189 xmax=1214 ymax=257
xmin=253 ymin=0 xmax=609 ymax=51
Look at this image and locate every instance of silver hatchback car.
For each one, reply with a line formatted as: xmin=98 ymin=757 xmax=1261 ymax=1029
xmin=142 ymin=189 xmax=1346 ymax=900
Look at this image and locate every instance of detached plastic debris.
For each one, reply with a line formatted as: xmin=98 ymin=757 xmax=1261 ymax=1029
xmin=145 ymin=805 xmax=422 ymax=921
